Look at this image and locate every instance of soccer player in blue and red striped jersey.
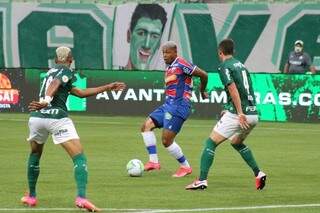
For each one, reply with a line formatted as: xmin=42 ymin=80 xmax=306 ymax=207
xmin=141 ymin=41 xmax=208 ymax=177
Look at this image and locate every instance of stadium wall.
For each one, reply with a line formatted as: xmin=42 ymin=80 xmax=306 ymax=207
xmin=0 ymin=3 xmax=318 ymax=72
xmin=1 ymin=69 xmax=320 ymax=123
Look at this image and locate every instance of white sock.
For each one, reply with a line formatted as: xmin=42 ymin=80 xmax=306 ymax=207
xmin=141 ymin=131 xmax=158 ymax=163
xmin=166 ymin=141 xmax=190 ymax=167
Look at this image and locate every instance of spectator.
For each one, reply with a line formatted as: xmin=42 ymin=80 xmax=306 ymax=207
xmin=284 ymin=40 xmax=316 ymax=74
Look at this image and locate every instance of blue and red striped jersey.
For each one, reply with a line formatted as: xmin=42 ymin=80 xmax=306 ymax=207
xmin=164 ymin=57 xmax=196 ymax=105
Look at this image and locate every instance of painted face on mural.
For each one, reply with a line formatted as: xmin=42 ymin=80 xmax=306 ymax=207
xmin=129 ymin=17 xmax=163 ymax=70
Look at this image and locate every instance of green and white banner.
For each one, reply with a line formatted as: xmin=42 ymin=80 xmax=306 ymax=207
xmin=5 ymin=3 xmax=114 ymax=69
xmin=18 ymin=69 xmax=320 ymax=123
xmin=0 ymin=3 xmax=319 ymax=72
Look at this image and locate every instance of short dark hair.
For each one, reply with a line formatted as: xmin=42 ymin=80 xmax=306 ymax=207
xmin=218 ymin=39 xmax=234 ymax=55
xmin=130 ymin=4 xmax=167 ymax=33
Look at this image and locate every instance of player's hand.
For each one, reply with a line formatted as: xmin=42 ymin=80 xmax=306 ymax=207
xmin=107 ymin=82 xmax=126 ymax=91
xmin=200 ymin=92 xmax=209 ymax=99
xmin=28 ymin=101 xmax=48 ymax=111
xmin=238 ymin=113 xmax=250 ymax=130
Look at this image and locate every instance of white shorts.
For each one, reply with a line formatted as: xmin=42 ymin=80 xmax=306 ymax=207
xmin=27 ymin=117 xmax=79 ymax=144
xmin=213 ymin=111 xmax=258 ymax=140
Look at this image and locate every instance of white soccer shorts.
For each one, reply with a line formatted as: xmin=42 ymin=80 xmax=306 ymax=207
xmin=27 ymin=117 xmax=79 ymax=144
xmin=213 ymin=111 xmax=258 ymax=140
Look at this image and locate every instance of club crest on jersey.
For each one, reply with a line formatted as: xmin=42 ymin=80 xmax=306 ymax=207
xmin=62 ymin=75 xmax=69 ymax=83
xmin=183 ymin=67 xmax=189 ymax=73
xmin=165 ymin=112 xmax=172 ymax=120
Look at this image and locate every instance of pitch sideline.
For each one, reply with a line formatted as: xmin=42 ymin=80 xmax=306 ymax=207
xmin=1 ymin=203 xmax=320 ymax=212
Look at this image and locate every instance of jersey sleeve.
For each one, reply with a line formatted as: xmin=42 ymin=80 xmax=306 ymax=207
xmin=179 ymin=60 xmax=197 ymax=75
xmin=55 ymin=68 xmax=73 ymax=86
xmin=218 ymin=65 xmax=234 ymax=86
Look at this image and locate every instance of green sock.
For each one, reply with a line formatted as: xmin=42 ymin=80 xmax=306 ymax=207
xmin=199 ymin=138 xmax=217 ymax=181
xmin=27 ymin=153 xmax=40 ymax=197
xmin=231 ymin=143 xmax=260 ymax=176
xmin=72 ymin=153 xmax=88 ymax=198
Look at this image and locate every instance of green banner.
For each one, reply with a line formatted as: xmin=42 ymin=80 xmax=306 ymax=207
xmin=69 ymin=70 xmax=320 ymax=122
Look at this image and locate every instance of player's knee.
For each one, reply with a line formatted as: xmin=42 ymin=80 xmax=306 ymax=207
xmin=141 ymin=119 xmax=154 ymax=132
xmin=140 ymin=122 xmax=147 ymax=132
xmin=140 ymin=123 xmax=148 ymax=132
xmin=161 ymin=137 xmax=173 ymax=147
xmin=30 ymin=142 xmax=43 ymax=156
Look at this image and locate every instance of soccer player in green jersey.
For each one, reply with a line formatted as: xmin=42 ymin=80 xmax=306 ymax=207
xmin=186 ymin=39 xmax=266 ymax=190
xmin=21 ymin=46 xmax=126 ymax=212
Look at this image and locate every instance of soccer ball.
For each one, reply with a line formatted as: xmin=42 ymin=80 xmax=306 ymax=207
xmin=126 ymin=159 xmax=144 ymax=177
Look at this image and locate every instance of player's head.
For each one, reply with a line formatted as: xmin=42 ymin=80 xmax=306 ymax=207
xmin=294 ymin=40 xmax=303 ymax=53
xmin=162 ymin=41 xmax=177 ymax=65
xmin=218 ymin=39 xmax=234 ymax=61
xmin=55 ymin=46 xmax=73 ymax=67
xmin=127 ymin=4 xmax=167 ymax=70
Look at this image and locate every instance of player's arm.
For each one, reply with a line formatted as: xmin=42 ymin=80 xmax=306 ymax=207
xmin=192 ymin=67 xmax=208 ymax=99
xmin=227 ymin=83 xmax=249 ymax=130
xmin=28 ymin=79 xmax=61 ymax=111
xmin=71 ymin=82 xmax=126 ymax=98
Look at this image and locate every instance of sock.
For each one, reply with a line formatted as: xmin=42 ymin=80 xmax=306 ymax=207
xmin=166 ymin=142 xmax=190 ymax=167
xmin=231 ymin=143 xmax=260 ymax=176
xmin=199 ymin=138 xmax=217 ymax=181
xmin=27 ymin=153 xmax=41 ymax=197
xmin=141 ymin=131 xmax=158 ymax=163
xmin=72 ymin=153 xmax=88 ymax=198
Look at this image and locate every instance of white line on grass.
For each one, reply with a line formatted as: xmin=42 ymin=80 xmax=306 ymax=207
xmin=139 ymin=203 xmax=320 ymax=212
xmin=1 ymin=204 xmax=320 ymax=212
xmin=0 ymin=208 xmax=155 ymax=212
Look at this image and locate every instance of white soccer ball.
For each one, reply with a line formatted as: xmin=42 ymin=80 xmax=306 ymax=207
xmin=126 ymin=159 xmax=144 ymax=177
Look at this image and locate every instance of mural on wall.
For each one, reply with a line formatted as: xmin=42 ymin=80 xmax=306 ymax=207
xmin=0 ymin=3 xmax=317 ymax=72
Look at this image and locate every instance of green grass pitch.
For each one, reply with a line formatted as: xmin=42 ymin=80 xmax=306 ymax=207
xmin=0 ymin=113 xmax=320 ymax=213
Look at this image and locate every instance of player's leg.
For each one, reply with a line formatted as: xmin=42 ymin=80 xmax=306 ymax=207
xmin=162 ymin=114 xmax=191 ymax=177
xmin=60 ymin=139 xmax=99 ymax=212
xmin=185 ymin=131 xmax=227 ymax=190
xmin=141 ymin=106 xmax=164 ymax=171
xmin=230 ymin=115 xmax=266 ymax=190
xmin=60 ymin=139 xmax=86 ymax=197
xmin=52 ymin=118 xmax=100 ymax=212
xmin=230 ymin=130 xmax=260 ymax=176
xmin=27 ymin=142 xmax=43 ymax=195
xmin=21 ymin=141 xmax=44 ymax=206
xmin=186 ymin=112 xmax=235 ymax=190
xmin=22 ymin=117 xmax=48 ymax=206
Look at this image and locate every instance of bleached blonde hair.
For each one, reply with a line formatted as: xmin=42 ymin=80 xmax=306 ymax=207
xmin=56 ymin=46 xmax=71 ymax=63
xmin=162 ymin=41 xmax=177 ymax=50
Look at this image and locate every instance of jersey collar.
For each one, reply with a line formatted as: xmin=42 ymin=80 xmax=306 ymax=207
xmin=169 ymin=57 xmax=179 ymax=67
